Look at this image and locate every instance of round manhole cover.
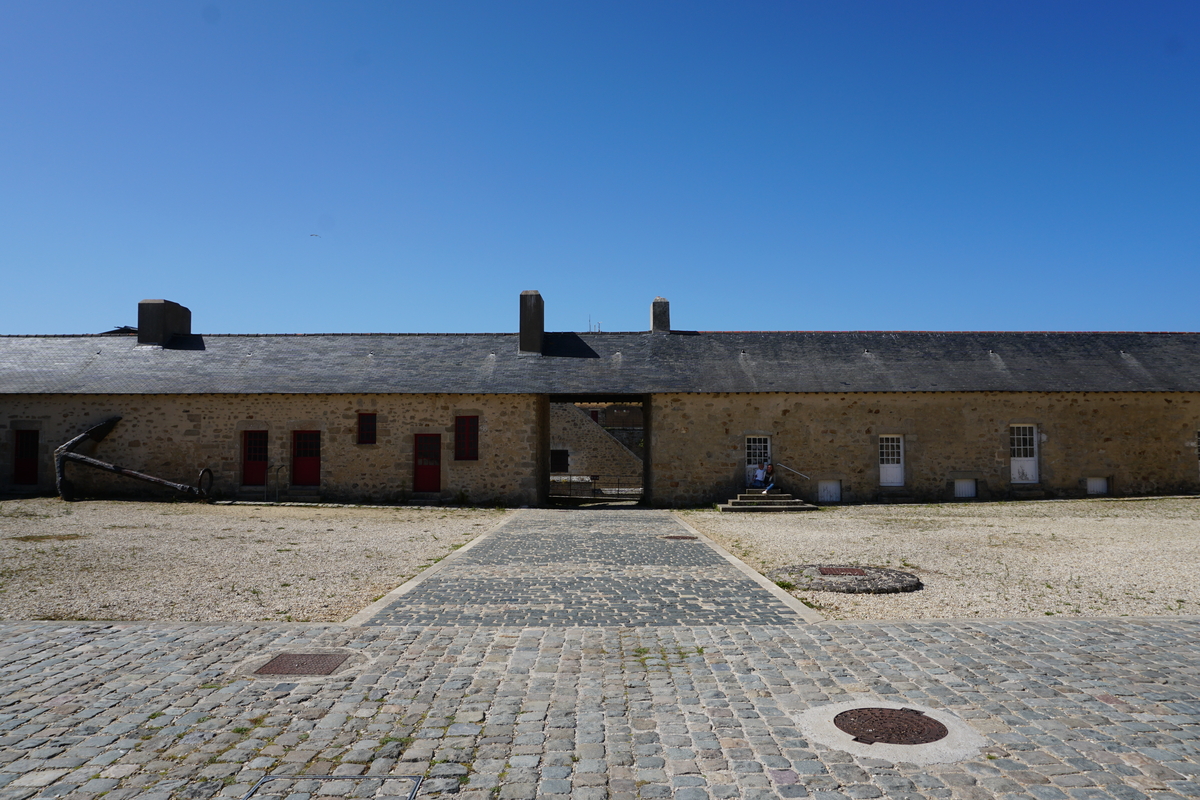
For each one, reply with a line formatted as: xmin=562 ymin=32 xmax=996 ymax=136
xmin=833 ymin=707 xmax=949 ymax=745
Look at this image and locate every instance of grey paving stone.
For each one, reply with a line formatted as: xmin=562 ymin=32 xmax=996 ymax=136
xmin=0 ymin=511 xmax=1196 ymax=800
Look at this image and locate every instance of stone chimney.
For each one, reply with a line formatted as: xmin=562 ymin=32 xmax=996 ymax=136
xmin=519 ymin=290 xmax=544 ymax=355
xmin=137 ymin=299 xmax=191 ymax=346
xmin=651 ymin=296 xmax=670 ymax=333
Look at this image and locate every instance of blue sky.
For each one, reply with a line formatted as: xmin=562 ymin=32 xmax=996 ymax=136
xmin=2 ymin=1 xmax=1197 ymax=335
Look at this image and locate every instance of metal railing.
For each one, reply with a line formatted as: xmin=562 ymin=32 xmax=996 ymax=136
xmin=549 ymin=473 xmax=643 ymax=499
xmin=776 ymin=463 xmax=810 ymax=480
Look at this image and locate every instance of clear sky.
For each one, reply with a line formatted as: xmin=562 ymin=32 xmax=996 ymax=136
xmin=2 ymin=2 xmax=1197 ymax=335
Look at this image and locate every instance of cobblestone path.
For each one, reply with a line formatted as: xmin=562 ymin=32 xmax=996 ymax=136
xmin=363 ymin=510 xmax=805 ymax=627
xmin=0 ymin=510 xmax=1197 ymax=800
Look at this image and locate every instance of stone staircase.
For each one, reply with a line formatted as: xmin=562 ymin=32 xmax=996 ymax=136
xmin=877 ymin=489 xmax=918 ymax=504
xmin=718 ymin=492 xmax=819 ymax=513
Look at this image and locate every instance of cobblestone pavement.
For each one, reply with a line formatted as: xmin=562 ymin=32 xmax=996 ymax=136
xmin=363 ymin=511 xmax=804 ymax=627
xmin=0 ymin=510 xmax=1197 ymax=800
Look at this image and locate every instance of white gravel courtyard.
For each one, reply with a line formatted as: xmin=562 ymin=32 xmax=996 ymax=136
xmin=3 ymin=495 xmax=1199 ymax=623
xmin=682 ymin=496 xmax=1200 ymax=620
xmin=0 ymin=498 xmax=506 ymax=623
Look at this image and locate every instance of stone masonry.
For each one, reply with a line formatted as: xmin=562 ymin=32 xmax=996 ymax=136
xmin=0 ymin=394 xmax=548 ymax=506
xmin=648 ymin=391 xmax=1200 ymax=506
xmin=6 ymin=389 xmax=1200 ymax=508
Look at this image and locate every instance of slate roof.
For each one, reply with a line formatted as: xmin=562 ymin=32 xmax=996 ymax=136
xmin=2 ymin=330 xmax=1200 ymax=395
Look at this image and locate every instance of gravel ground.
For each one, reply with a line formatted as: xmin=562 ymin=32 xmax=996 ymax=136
xmin=682 ymin=496 xmax=1200 ymax=620
xmin=0 ymin=497 xmax=506 ymax=623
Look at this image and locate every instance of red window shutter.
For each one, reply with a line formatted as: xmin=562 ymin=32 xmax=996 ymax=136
xmin=455 ymin=416 xmax=479 ymax=460
xmin=357 ymin=413 xmax=377 ymax=445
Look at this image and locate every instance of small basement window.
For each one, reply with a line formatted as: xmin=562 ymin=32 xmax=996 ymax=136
xmin=954 ymin=478 xmax=977 ymax=498
xmin=1086 ymin=477 xmax=1109 ymax=495
xmin=455 ymin=415 xmax=479 ymax=461
xmin=550 ymin=449 xmax=569 ymax=473
xmin=357 ymin=413 xmax=377 ymax=445
xmin=817 ymin=480 xmax=841 ymax=503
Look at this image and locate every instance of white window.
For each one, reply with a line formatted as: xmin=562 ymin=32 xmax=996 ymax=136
xmin=1010 ymin=425 xmax=1039 ymax=483
xmin=878 ymin=435 xmax=904 ymax=486
xmin=745 ymin=436 xmax=770 ymax=485
xmin=954 ymin=478 xmax=977 ymax=498
xmin=818 ymin=480 xmax=842 ymax=503
xmin=1086 ymin=477 xmax=1108 ymax=495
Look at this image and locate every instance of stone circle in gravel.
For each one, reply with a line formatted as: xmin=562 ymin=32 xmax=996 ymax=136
xmin=769 ymin=563 xmax=922 ymax=593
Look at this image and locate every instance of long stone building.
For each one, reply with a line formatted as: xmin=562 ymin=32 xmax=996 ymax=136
xmin=3 ymin=292 xmax=1200 ymax=506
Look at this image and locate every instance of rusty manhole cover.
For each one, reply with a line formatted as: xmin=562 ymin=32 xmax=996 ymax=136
xmin=255 ymin=653 xmax=349 ymax=676
xmin=833 ymin=707 xmax=949 ymax=745
xmin=819 ymin=567 xmax=866 ymax=576
xmin=662 ymin=535 xmax=698 ymax=540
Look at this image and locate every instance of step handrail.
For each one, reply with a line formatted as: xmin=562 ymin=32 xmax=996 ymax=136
xmin=776 ymin=463 xmax=810 ymax=480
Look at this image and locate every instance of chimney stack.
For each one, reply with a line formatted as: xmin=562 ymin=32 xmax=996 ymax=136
xmin=651 ymin=296 xmax=670 ymax=333
xmin=137 ymin=299 xmax=191 ymax=346
xmin=519 ymin=290 xmax=544 ymax=355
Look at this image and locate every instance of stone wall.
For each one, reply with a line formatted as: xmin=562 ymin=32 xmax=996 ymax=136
xmin=8 ymin=390 xmax=1199 ymax=509
xmin=1 ymin=393 xmax=545 ymax=506
xmin=647 ymin=392 xmax=1200 ymax=507
xmin=549 ymin=404 xmax=643 ymax=478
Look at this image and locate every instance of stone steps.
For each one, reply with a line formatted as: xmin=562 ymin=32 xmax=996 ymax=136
xmin=718 ymin=492 xmax=819 ymax=513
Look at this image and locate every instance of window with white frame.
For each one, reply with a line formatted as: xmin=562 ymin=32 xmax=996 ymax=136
xmin=745 ymin=437 xmax=770 ymax=466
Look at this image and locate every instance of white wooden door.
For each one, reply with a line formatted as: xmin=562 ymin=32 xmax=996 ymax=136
xmin=879 ymin=435 xmax=904 ymax=486
xmin=745 ymin=437 xmax=770 ymax=485
xmin=818 ymin=480 xmax=842 ymax=503
xmin=1009 ymin=425 xmax=1039 ymax=483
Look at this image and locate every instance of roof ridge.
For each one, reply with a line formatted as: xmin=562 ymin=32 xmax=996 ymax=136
xmin=2 ymin=330 xmax=1198 ymax=339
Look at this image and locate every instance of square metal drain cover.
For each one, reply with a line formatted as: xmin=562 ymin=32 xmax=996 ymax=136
xmin=255 ymin=653 xmax=349 ymax=676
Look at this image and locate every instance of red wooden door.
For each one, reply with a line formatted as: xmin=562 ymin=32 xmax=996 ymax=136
xmin=242 ymin=430 xmax=268 ymax=486
xmin=292 ymin=431 xmax=321 ymax=486
xmin=13 ymin=430 xmax=38 ymax=485
xmin=414 ymin=434 xmax=441 ymax=492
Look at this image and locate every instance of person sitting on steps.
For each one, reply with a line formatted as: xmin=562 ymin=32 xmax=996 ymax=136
xmin=762 ymin=463 xmax=775 ymax=494
xmin=750 ymin=463 xmax=767 ymax=488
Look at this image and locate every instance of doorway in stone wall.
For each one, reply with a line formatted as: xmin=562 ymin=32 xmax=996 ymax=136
xmin=292 ymin=431 xmax=321 ymax=486
xmin=13 ymin=430 xmax=38 ymax=485
xmin=414 ymin=434 xmax=441 ymax=492
xmin=548 ymin=394 xmax=647 ymax=504
xmin=745 ymin=436 xmax=771 ymax=486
